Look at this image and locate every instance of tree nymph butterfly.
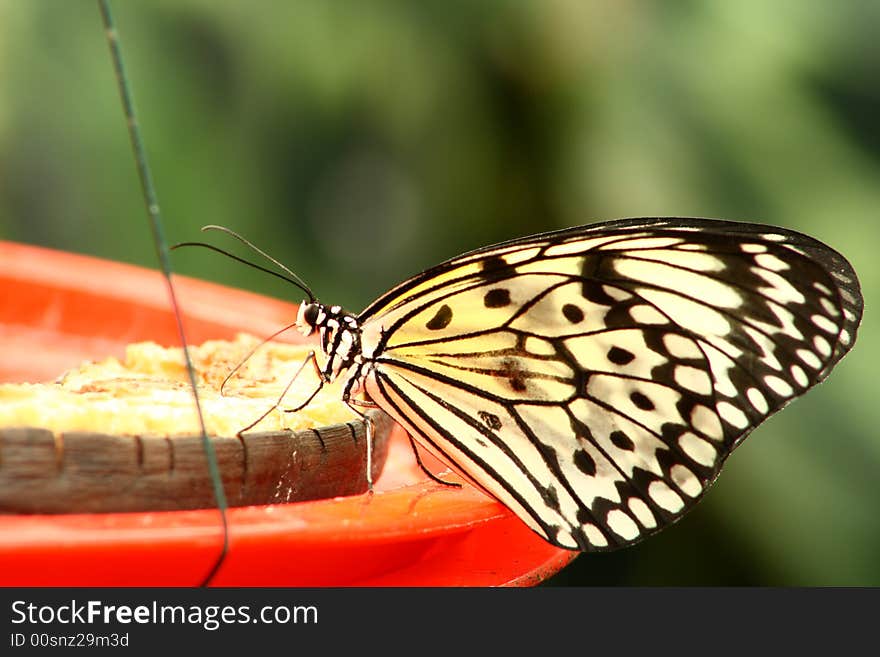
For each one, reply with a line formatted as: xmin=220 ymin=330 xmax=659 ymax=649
xmin=214 ymin=216 xmax=862 ymax=553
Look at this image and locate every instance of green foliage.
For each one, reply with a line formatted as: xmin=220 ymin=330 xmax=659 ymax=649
xmin=1 ymin=0 xmax=877 ymax=585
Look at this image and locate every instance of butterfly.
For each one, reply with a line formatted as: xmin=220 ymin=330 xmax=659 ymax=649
xmin=230 ymin=217 xmax=863 ymax=553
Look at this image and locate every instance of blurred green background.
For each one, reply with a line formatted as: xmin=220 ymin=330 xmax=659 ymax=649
xmin=0 ymin=1 xmax=877 ymax=585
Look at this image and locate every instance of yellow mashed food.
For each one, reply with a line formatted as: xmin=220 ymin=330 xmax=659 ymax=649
xmin=0 ymin=334 xmax=356 ymax=436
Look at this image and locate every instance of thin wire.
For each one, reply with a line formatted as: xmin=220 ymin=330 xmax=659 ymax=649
xmin=97 ymin=0 xmax=228 ymax=586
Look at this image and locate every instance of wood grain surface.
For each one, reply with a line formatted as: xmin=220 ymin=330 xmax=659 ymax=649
xmin=0 ymin=409 xmax=392 ymax=513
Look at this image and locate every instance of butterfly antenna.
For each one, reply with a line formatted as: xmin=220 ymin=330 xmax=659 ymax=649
xmin=172 ymin=241 xmax=315 ymax=301
xmin=98 ymin=0 xmax=228 ymax=586
xmin=201 ymin=225 xmax=317 ymax=303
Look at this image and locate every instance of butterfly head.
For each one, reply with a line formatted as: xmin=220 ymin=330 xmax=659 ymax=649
xmin=296 ymin=301 xmax=322 ymax=337
xmin=296 ymin=301 xmax=362 ymax=381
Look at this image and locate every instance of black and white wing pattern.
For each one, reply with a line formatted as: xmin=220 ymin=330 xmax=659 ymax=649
xmin=354 ymin=218 xmax=862 ymax=551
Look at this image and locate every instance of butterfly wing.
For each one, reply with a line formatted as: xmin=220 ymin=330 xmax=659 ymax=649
xmin=357 ymin=218 xmax=862 ymax=551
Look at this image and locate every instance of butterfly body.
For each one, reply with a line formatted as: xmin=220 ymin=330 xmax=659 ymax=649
xmin=295 ymin=217 xmax=862 ymax=552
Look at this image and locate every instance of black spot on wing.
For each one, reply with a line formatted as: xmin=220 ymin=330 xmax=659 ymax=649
xmin=607 ymin=346 xmax=635 ymax=365
xmin=478 ymin=410 xmax=502 ymax=430
xmin=543 ymin=483 xmax=561 ymax=510
xmin=479 ymin=255 xmax=513 ymax=283
xmin=426 ymin=304 xmax=453 ymax=330
xmin=574 ymin=449 xmax=597 ymax=476
xmin=630 ymin=391 xmax=655 ymax=411
xmin=562 ymin=303 xmax=585 ymax=323
xmin=610 ymin=430 xmax=635 ymax=451
xmin=569 ymin=415 xmax=598 ymax=476
xmin=484 ymin=288 xmax=511 ymax=308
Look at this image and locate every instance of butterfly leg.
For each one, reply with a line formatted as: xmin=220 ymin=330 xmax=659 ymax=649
xmin=364 ymin=413 xmax=374 ymax=492
xmin=344 ymin=397 xmax=381 ymax=492
xmin=345 ymin=394 xmax=461 ymax=488
xmin=406 ymin=435 xmax=462 ymax=489
xmin=237 ymin=350 xmax=323 ymax=436
xmin=220 ymin=322 xmax=298 ymax=396
xmin=285 ymin=350 xmax=330 ymax=411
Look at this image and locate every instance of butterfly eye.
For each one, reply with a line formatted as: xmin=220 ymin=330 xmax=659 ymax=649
xmin=297 ymin=302 xmax=321 ymax=335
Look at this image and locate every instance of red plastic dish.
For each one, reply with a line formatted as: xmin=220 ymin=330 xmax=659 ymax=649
xmin=0 ymin=241 xmax=576 ymax=586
